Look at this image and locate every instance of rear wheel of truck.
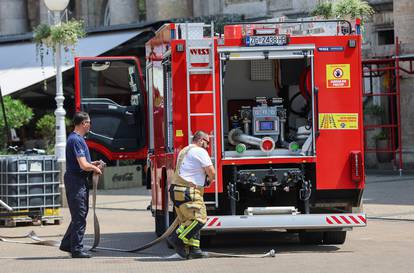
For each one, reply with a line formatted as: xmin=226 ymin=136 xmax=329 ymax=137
xmin=155 ymin=172 xmax=170 ymax=237
xmin=323 ymin=231 xmax=347 ymax=245
xmin=298 ymin=231 xmax=324 ymax=245
xmin=201 ymin=235 xmax=212 ymax=248
xmin=155 ymin=212 xmax=166 ymax=237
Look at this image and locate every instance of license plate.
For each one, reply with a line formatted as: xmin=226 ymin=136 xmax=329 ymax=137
xmin=246 ymin=35 xmax=288 ymax=47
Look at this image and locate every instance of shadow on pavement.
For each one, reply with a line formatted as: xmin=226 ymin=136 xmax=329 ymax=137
xmin=207 ymin=231 xmax=340 ymax=254
xmin=96 ymin=187 xmax=150 ymax=197
xmin=364 ymin=175 xmax=414 ymax=206
xmin=16 ymin=256 xmax=71 ymax=260
xmin=81 ymin=230 xmax=341 ymax=259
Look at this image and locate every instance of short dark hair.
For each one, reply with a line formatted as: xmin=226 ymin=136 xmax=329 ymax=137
xmin=73 ymin=111 xmax=90 ymax=126
xmin=192 ymin=131 xmax=208 ymax=142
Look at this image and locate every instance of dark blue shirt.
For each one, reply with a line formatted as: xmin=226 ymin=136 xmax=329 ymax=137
xmin=66 ymin=132 xmax=91 ymax=174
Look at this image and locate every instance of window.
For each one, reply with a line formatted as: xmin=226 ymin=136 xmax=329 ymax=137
xmin=80 ymin=60 xmax=141 ymax=106
xmin=378 ymin=29 xmax=394 ymax=45
xmin=163 ymin=59 xmax=174 ymax=152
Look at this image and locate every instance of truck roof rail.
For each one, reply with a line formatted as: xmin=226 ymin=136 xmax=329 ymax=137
xmin=221 ymin=19 xmax=354 ymax=36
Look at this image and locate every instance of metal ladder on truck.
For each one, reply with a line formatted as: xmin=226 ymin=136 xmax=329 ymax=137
xmin=184 ymin=22 xmax=218 ymax=207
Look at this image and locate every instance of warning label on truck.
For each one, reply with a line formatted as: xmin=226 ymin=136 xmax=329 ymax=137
xmin=326 ymin=64 xmax=351 ymax=88
xmin=319 ymin=113 xmax=358 ymax=129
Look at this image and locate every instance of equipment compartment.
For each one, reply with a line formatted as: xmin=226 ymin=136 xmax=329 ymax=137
xmin=219 ymin=50 xmax=316 ymax=159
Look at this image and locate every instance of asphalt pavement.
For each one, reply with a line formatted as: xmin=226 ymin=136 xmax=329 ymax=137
xmin=0 ymin=173 xmax=413 ymax=273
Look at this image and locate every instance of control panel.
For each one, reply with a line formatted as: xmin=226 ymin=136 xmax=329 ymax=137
xmin=253 ymin=105 xmax=279 ymax=136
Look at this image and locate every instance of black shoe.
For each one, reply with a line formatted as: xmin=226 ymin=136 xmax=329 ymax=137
xmin=59 ymin=245 xmax=71 ymax=253
xmin=71 ymin=251 xmax=92 ymax=258
xmin=168 ymin=233 xmax=188 ymax=259
xmin=188 ymin=246 xmax=204 ymax=259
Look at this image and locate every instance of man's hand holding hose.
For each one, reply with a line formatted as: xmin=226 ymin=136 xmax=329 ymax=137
xmin=204 ymin=165 xmax=215 ymax=188
xmin=91 ymin=160 xmax=106 ymax=175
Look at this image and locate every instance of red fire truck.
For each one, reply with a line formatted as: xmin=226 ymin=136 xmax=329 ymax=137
xmin=76 ymin=19 xmax=366 ymax=244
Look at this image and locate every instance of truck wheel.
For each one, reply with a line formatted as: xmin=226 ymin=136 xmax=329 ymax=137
xmin=299 ymin=232 xmax=323 ymax=245
xmin=201 ymin=235 xmax=212 ymax=248
xmin=323 ymin=231 xmax=347 ymax=245
xmin=145 ymin=167 xmax=151 ymax=190
xmin=155 ymin=212 xmax=166 ymax=237
xmin=155 ymin=211 xmax=176 ymax=237
xmin=155 ymin=174 xmax=169 ymax=237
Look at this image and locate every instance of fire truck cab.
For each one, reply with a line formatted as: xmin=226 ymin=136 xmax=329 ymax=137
xmin=74 ymin=57 xmax=148 ymax=161
xmin=76 ymin=19 xmax=367 ymax=245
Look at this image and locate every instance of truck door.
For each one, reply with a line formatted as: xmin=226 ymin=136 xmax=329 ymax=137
xmin=74 ymin=57 xmax=147 ymax=159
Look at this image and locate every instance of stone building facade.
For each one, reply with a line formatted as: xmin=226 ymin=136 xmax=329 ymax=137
xmin=0 ymin=0 xmax=143 ymax=35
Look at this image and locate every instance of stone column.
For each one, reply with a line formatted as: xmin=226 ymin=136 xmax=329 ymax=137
xmin=394 ymin=0 xmax=414 ymax=167
xmin=108 ymin=0 xmax=138 ymax=25
xmin=0 ymin=0 xmax=28 ymax=35
xmin=39 ymin=1 xmax=49 ymax=24
xmin=192 ymin=0 xmax=223 ymax=17
xmin=145 ymin=0 xmax=192 ymax=21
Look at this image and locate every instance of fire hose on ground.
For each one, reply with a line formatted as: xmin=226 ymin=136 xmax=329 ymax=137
xmin=0 ymin=173 xmax=276 ymax=259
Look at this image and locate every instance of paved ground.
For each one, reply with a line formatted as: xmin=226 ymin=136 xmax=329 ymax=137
xmin=0 ymin=174 xmax=413 ymax=273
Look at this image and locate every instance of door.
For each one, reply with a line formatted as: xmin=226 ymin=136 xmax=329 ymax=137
xmin=75 ymin=57 xmax=147 ymax=157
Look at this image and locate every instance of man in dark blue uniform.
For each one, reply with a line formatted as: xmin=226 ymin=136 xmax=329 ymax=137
xmin=59 ymin=111 xmax=102 ymax=258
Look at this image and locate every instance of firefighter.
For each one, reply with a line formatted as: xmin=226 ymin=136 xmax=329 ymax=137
xmin=169 ymin=131 xmax=216 ymax=259
xmin=59 ymin=112 xmax=103 ymax=258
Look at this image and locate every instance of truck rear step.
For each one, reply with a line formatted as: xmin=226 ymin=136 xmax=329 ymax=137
xmin=202 ymin=213 xmax=366 ymax=231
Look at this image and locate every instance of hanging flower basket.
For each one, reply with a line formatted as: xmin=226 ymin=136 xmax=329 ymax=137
xmin=34 ymin=19 xmax=86 ymax=49
xmin=33 ymin=19 xmax=86 ymax=90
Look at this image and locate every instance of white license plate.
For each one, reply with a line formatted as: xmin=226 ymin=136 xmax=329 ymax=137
xmin=246 ymin=35 xmax=287 ymax=46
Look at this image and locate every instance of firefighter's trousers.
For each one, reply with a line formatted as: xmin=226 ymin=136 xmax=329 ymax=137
xmin=170 ymin=180 xmax=206 ymax=248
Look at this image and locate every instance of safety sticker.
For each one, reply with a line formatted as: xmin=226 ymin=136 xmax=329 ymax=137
xmin=326 ymin=64 xmax=351 ymax=88
xmin=176 ymin=130 xmax=184 ymax=137
xmin=319 ymin=113 xmax=358 ymax=130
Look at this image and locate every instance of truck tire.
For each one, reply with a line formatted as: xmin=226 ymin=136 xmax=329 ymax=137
xmin=155 ymin=212 xmax=166 ymax=237
xmin=323 ymin=231 xmax=347 ymax=245
xmin=201 ymin=235 xmax=212 ymax=248
xmin=155 ymin=173 xmax=170 ymax=237
xmin=298 ymin=231 xmax=323 ymax=245
xmin=145 ymin=168 xmax=151 ymax=190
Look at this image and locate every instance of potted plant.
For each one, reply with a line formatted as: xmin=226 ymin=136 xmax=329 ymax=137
xmin=311 ymin=0 xmax=375 ymax=26
xmin=35 ymin=113 xmax=72 ymax=154
xmin=333 ymin=0 xmax=375 ymax=22
xmin=311 ymin=1 xmax=334 ymax=19
xmin=374 ymin=130 xmax=393 ymax=163
xmin=0 ymin=96 xmax=33 ymax=152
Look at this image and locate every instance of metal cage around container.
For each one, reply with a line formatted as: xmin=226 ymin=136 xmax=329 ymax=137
xmin=0 ymin=155 xmax=60 ymax=211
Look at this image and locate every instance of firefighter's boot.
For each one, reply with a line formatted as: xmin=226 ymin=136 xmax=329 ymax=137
xmin=188 ymin=246 xmax=204 ymax=259
xmin=169 ymin=229 xmax=188 ymax=259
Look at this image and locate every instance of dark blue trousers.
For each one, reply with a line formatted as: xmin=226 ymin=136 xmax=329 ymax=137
xmin=60 ymin=172 xmax=89 ymax=253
